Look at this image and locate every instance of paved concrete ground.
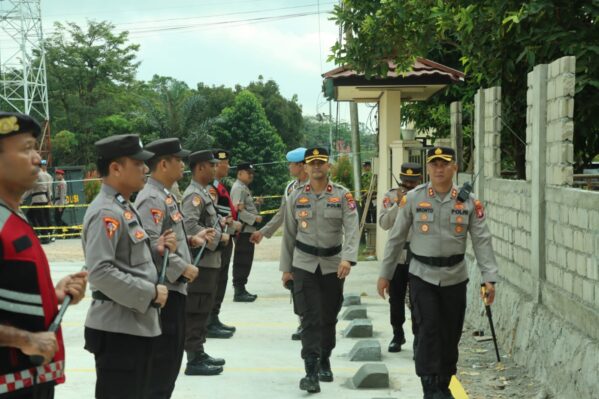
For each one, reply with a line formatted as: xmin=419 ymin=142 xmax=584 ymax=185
xmin=47 ymin=238 xmax=462 ymax=399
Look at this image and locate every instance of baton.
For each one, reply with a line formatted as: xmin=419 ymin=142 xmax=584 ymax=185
xmin=481 ymin=285 xmax=501 ymax=362
xmin=29 ymin=294 xmax=72 ymax=366
xmin=192 ymin=218 xmax=221 ymax=267
xmin=158 ymin=248 xmax=170 ymax=285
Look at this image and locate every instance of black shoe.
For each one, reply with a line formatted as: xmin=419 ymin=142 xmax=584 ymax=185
xmin=318 ymin=357 xmax=333 ymax=382
xmin=234 ymin=287 xmax=257 ymax=302
xmin=184 ymin=359 xmax=223 ymax=376
xmin=437 ymin=375 xmax=455 ymax=399
xmin=299 ymin=357 xmax=320 ymax=393
xmin=206 ymin=324 xmax=234 ymax=339
xmin=210 ymin=315 xmax=236 ymax=332
xmin=291 ymin=325 xmax=303 ymax=341
xmin=388 ymin=336 xmax=406 ymax=353
xmin=195 ymin=352 xmax=226 ymax=366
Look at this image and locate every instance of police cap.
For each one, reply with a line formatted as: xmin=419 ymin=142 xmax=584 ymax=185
xmin=237 ymin=162 xmax=255 ymax=172
xmin=95 ymin=134 xmax=154 ymax=161
xmin=426 ymin=146 xmax=455 ymax=163
xmin=213 ymin=148 xmax=230 ymax=161
xmin=0 ymin=112 xmax=41 ymax=139
xmin=286 ymin=147 xmax=306 ymax=163
xmin=400 ymin=162 xmax=422 ymax=182
xmin=189 ymin=150 xmax=219 ymax=165
xmin=304 ymin=147 xmax=329 ymax=163
xmin=145 ymin=138 xmax=190 ymax=159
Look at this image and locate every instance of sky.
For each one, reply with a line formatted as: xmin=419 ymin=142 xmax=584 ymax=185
xmin=39 ymin=0 xmax=371 ymax=123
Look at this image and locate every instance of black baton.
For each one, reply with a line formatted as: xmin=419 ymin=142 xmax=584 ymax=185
xmin=30 ymin=295 xmax=72 ymax=366
xmin=192 ymin=218 xmax=221 ymax=267
xmin=481 ymin=285 xmax=501 ymax=362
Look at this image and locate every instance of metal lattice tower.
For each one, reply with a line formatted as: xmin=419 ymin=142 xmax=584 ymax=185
xmin=0 ymin=0 xmax=50 ymax=151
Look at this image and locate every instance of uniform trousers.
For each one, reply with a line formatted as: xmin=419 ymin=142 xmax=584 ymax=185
xmin=211 ymin=239 xmax=233 ymax=317
xmin=84 ymin=327 xmax=156 ymax=399
xmin=388 ymin=263 xmax=411 ymax=339
xmin=1 ymin=383 xmax=54 ymax=399
xmin=232 ymin=233 xmax=255 ymax=288
xmin=409 ymin=274 xmax=467 ymax=377
xmin=184 ymin=267 xmax=219 ymax=353
xmin=148 ymin=292 xmax=186 ymax=399
xmin=292 ymin=266 xmax=344 ymax=359
xmin=27 ymin=203 xmax=51 ymax=242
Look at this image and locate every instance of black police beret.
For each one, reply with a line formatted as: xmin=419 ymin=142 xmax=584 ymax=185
xmin=426 ymin=146 xmax=456 ymax=163
xmin=95 ymin=134 xmax=154 ymax=161
xmin=189 ymin=150 xmax=218 ymax=165
xmin=0 ymin=112 xmax=41 ymax=139
xmin=145 ymin=138 xmax=190 ymax=160
xmin=304 ymin=147 xmax=329 ymax=163
xmin=400 ymin=162 xmax=423 ymax=181
xmin=236 ymin=162 xmax=255 ymax=172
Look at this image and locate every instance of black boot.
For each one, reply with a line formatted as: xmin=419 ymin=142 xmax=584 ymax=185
xmin=196 ymin=351 xmax=226 ymax=366
xmin=233 ymin=286 xmax=257 ymax=302
xmin=421 ymin=376 xmax=443 ymax=399
xmin=299 ymin=357 xmax=320 ymax=393
xmin=388 ymin=335 xmax=406 ymax=353
xmin=210 ymin=314 xmax=236 ymax=332
xmin=318 ymin=357 xmax=333 ymax=382
xmin=437 ymin=375 xmax=455 ymax=399
xmin=184 ymin=351 xmax=224 ymax=376
xmin=291 ymin=325 xmax=303 ymax=341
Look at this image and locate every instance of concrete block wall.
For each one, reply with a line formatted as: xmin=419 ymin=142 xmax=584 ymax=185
xmin=450 ymin=101 xmax=464 ymax=171
xmin=483 ymin=87 xmax=501 ymax=178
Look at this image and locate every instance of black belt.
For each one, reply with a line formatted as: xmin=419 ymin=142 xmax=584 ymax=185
xmin=296 ymin=240 xmax=342 ymax=257
xmin=91 ymin=291 xmax=113 ymax=301
xmin=412 ymin=253 xmax=464 ymax=267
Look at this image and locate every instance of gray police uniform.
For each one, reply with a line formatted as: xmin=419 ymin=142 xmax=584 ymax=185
xmin=83 ymin=183 xmax=160 ymax=398
xmin=181 ymin=180 xmax=223 ymax=353
xmin=379 ymin=187 xmax=416 ymax=345
xmin=230 ymin=179 xmax=259 ymax=289
xmin=280 ymin=180 xmax=359 ymax=360
xmin=25 ymin=171 xmax=53 ymax=240
xmin=53 ymin=179 xmax=68 ymax=230
xmin=135 ymin=177 xmax=190 ymax=397
xmin=259 ymin=178 xmax=307 ymax=238
xmin=380 ymin=182 xmax=498 ymax=377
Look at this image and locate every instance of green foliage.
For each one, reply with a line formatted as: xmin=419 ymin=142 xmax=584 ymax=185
xmin=211 ymin=91 xmax=288 ymax=196
xmin=330 ymin=155 xmax=354 ymax=189
xmin=330 ymin=0 xmax=599 ymax=174
xmin=52 ymin=130 xmax=79 ymax=166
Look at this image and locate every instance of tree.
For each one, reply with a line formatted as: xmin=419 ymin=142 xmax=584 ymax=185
xmin=212 ymin=90 xmax=288 ymax=196
xmin=330 ymin=0 xmax=599 ymax=175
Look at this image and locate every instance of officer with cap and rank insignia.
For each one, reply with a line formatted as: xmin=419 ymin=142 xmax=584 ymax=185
xmin=182 ymin=150 xmax=230 ymax=376
xmin=205 ymin=148 xmax=239 ymax=339
xmin=230 ymin=162 xmax=262 ymax=302
xmin=377 ymin=162 xmax=422 ymax=354
xmin=280 ymin=147 xmax=360 ymax=394
xmin=0 ymin=112 xmax=87 ymax=399
xmin=134 ymin=138 xmax=216 ymax=397
xmin=250 ymin=147 xmax=308 ymax=340
xmin=82 ymin=134 xmax=177 ymax=399
xmin=379 ymin=146 xmax=498 ymax=399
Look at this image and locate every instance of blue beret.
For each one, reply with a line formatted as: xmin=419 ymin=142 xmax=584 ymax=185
xmin=286 ymin=147 xmax=307 ymax=163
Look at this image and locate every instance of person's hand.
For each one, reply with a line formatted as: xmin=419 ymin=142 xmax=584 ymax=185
xmin=154 ymin=284 xmax=168 ymax=308
xmin=157 ymin=229 xmax=177 ymax=254
xmin=182 ymin=265 xmax=199 ymax=283
xmin=250 ymin=231 xmax=263 ymax=244
xmin=233 ymin=221 xmax=243 ymax=232
xmin=337 ymin=260 xmax=351 ymax=279
xmin=220 ymin=233 xmax=230 ymax=245
xmin=237 ymin=203 xmax=245 ymax=211
xmin=20 ymin=331 xmax=58 ymax=365
xmin=190 ymin=228 xmax=216 ymax=247
xmin=377 ymin=277 xmax=390 ymax=299
xmin=225 ymin=216 xmax=234 ymax=225
xmin=255 ymin=215 xmax=263 ymax=224
xmin=481 ymin=282 xmax=496 ymax=305
xmin=282 ymin=272 xmax=293 ymax=288
xmin=55 ymin=271 xmax=88 ymax=305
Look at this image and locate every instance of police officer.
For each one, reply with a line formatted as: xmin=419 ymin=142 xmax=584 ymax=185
xmin=378 ymin=162 xmax=422 ymax=354
xmin=379 ymin=147 xmax=498 ymax=399
xmin=0 ymin=112 xmax=87 ymax=399
xmin=280 ymin=147 xmax=360 ymax=394
xmin=53 ymin=169 xmax=68 ymax=236
xmin=135 ymin=138 xmax=215 ymax=397
xmin=206 ymin=148 xmax=239 ymax=339
xmin=24 ymin=159 xmax=53 ymax=243
xmin=83 ymin=134 xmax=177 ymax=399
xmin=230 ymin=162 xmax=261 ymax=302
xmin=182 ymin=150 xmax=230 ymax=376
xmin=251 ymin=147 xmax=308 ymax=340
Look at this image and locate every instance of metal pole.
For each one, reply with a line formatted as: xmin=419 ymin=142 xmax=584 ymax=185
xmin=349 ymin=102 xmax=361 ymax=199
xmin=328 ymin=100 xmax=333 ymax=157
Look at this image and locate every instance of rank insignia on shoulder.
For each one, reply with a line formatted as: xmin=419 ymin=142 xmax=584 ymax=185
xmin=208 ymin=187 xmax=218 ymax=202
xmin=123 ymin=210 xmax=134 ymax=221
xmin=103 ymin=217 xmax=120 ymax=239
xmin=192 ymin=195 xmax=202 ymax=207
xmin=399 ymin=195 xmax=408 ymax=208
xmin=451 ymin=188 xmax=458 ymax=199
xmin=474 ymin=200 xmax=485 ymax=219
xmin=150 ymin=209 xmax=163 ymax=224
xmin=428 ymin=188 xmax=435 ymax=198
xmin=165 ymin=197 xmax=174 ymax=206
xmin=326 ymin=184 xmax=333 ymax=192
xmin=135 ymin=230 xmax=145 ymax=240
